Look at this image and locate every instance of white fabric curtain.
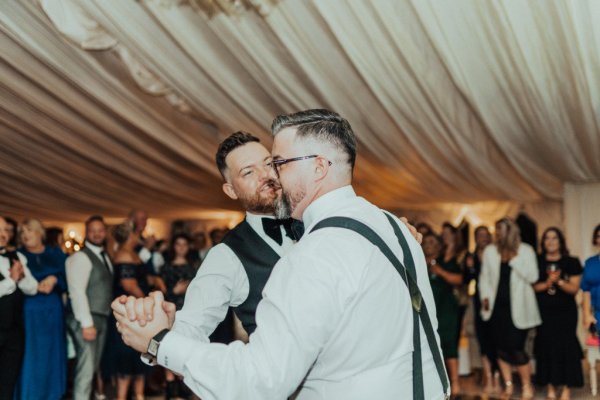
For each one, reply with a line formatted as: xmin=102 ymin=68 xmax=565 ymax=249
xmin=564 ymin=183 xmax=600 ymax=260
xmin=0 ymin=0 xmax=599 ymax=223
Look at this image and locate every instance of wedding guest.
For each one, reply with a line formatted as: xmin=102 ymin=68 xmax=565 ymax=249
xmin=533 ymin=227 xmax=583 ymax=400
xmin=581 ymin=224 xmax=600 ymax=332
xmin=423 ymin=233 xmax=463 ymax=395
xmin=416 ymin=222 xmax=434 ymax=237
xmin=464 ymin=226 xmax=499 ymax=392
xmin=46 ymin=227 xmax=66 ymax=252
xmin=441 ymin=223 xmax=468 ymax=329
xmin=479 ymin=218 xmax=540 ymax=398
xmin=160 ymin=233 xmax=197 ymax=399
xmin=66 ymin=216 xmax=114 ymax=400
xmin=129 ymin=209 xmax=164 ymax=273
xmin=190 ymin=231 xmax=210 ymax=265
xmin=112 ymin=221 xmax=165 ymax=400
xmin=0 ymin=217 xmax=38 ymax=400
xmin=16 ymin=218 xmax=68 ymax=400
xmin=3 ymin=217 xmax=18 ymax=250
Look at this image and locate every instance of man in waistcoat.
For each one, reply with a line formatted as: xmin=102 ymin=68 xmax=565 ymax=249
xmin=0 ymin=216 xmax=38 ymax=400
xmin=143 ymin=131 xmax=296 ymax=342
xmin=66 ymin=215 xmax=113 ymax=400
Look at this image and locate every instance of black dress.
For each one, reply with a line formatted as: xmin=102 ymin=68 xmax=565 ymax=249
xmin=490 ymin=262 xmax=529 ymax=365
xmin=468 ymin=253 xmax=498 ymax=367
xmin=161 ymin=262 xmax=197 ymax=310
xmin=112 ymin=262 xmax=152 ymax=376
xmin=534 ymin=256 xmax=583 ymax=387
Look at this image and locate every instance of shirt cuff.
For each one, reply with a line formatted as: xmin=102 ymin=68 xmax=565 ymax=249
xmin=0 ymin=278 xmax=17 ymax=295
xmin=140 ymin=353 xmax=158 ymax=366
xmin=157 ymin=331 xmax=202 ymax=375
xmin=79 ymin=316 xmax=94 ymax=329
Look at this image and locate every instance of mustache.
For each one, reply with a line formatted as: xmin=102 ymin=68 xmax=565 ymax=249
xmin=261 ymin=179 xmax=281 ymax=191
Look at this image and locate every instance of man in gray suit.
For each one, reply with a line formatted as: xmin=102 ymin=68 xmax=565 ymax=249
xmin=66 ymin=216 xmax=113 ymax=400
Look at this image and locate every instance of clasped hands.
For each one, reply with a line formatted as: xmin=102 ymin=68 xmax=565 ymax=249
xmin=111 ymin=291 xmax=177 ymax=353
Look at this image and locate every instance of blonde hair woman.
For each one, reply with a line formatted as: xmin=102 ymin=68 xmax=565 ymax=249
xmin=16 ymin=218 xmax=68 ymax=400
xmin=479 ymin=218 xmax=541 ymax=398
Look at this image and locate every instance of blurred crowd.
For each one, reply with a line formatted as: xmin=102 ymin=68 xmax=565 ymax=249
xmin=1 ymin=209 xmax=600 ymax=400
xmin=0 ymin=210 xmax=231 ymax=400
xmin=416 ymin=218 xmax=600 ymax=399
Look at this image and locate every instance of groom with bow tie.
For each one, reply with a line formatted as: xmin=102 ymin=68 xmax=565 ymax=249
xmin=120 ymin=131 xmax=302 ymax=346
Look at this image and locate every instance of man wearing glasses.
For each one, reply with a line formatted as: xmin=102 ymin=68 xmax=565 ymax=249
xmin=114 ymin=110 xmax=445 ymax=400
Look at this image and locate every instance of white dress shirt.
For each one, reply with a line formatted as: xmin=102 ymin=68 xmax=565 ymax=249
xmin=172 ymin=212 xmax=294 ymax=341
xmin=138 ymin=247 xmax=165 ymax=274
xmin=66 ymin=241 xmax=113 ymax=328
xmin=157 ymin=186 xmax=446 ymax=400
xmin=0 ymin=251 xmax=38 ymax=297
xmin=479 ymin=243 xmax=541 ymax=329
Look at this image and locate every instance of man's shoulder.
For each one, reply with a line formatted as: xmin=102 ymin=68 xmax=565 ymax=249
xmin=67 ymin=250 xmax=90 ymax=263
xmin=200 ymin=243 xmax=241 ymax=269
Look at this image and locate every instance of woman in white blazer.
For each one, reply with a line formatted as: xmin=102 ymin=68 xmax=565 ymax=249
xmin=479 ymin=218 xmax=541 ymax=399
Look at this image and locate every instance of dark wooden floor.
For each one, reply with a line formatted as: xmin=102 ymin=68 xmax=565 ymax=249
xmin=452 ymin=365 xmax=595 ymax=400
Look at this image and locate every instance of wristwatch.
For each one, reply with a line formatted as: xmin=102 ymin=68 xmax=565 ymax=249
xmin=147 ymin=328 xmax=170 ymax=358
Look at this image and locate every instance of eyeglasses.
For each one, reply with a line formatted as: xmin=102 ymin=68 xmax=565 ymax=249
xmin=269 ymin=155 xmax=332 ymax=176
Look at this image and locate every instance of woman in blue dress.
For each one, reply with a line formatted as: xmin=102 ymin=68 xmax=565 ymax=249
xmin=16 ymin=218 xmax=67 ymax=400
xmin=582 ymin=224 xmax=600 ymax=332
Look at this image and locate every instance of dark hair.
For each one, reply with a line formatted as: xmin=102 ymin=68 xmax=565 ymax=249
xmin=593 ymin=224 xmax=600 ymax=246
xmin=45 ymin=227 xmax=64 ymax=248
xmin=85 ymin=215 xmax=105 ymax=229
xmin=215 ymin=131 xmax=261 ymax=180
xmin=540 ymin=227 xmax=569 ymax=257
xmin=271 ymin=109 xmax=357 ymax=171
xmin=165 ymin=233 xmax=193 ymax=265
xmin=209 ymin=227 xmax=229 ymax=245
xmin=423 ymin=232 xmax=443 ymax=245
xmin=415 ymin=222 xmax=433 ymax=235
xmin=441 ymin=221 xmax=466 ymax=257
xmin=474 ymin=225 xmax=490 ymax=236
xmin=3 ymin=216 xmax=18 ymax=247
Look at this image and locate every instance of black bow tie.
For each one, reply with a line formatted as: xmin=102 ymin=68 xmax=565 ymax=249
xmin=261 ymin=218 xmax=304 ymax=245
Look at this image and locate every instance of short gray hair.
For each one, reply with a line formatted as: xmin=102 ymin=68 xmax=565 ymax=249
xmin=271 ymin=109 xmax=357 ymax=170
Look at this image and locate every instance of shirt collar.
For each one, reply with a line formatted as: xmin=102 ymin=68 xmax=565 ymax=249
xmin=302 ymin=185 xmax=356 ymax=229
xmin=84 ymin=240 xmax=104 ymax=256
xmin=245 ymin=211 xmax=275 ymax=235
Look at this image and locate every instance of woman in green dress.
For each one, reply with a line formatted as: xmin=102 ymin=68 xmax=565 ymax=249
xmin=422 ymin=233 xmax=463 ymax=395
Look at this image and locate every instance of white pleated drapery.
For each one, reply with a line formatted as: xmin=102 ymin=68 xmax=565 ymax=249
xmin=0 ymin=1 xmax=599 ymax=245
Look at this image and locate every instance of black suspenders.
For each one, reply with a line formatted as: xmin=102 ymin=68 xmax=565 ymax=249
xmin=310 ymin=214 xmax=450 ymax=399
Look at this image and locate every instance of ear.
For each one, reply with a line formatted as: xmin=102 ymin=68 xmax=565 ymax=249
xmin=222 ymin=182 xmax=239 ymax=200
xmin=314 ymin=156 xmax=330 ymax=182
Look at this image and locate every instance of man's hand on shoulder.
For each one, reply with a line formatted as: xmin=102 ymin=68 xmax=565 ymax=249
xmin=400 ymin=217 xmax=422 ymax=244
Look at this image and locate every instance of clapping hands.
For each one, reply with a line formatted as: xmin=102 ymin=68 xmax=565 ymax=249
xmin=9 ymin=259 xmax=25 ymax=282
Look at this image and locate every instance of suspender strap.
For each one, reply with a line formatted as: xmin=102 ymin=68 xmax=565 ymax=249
xmin=383 ymin=213 xmax=450 ymax=398
xmin=310 ymin=215 xmax=449 ymax=399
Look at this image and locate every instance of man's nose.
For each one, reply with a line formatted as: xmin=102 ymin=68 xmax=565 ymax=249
xmin=260 ymin=163 xmax=275 ymax=179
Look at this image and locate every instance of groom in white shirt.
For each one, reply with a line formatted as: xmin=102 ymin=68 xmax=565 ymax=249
xmin=113 ymin=109 xmax=446 ymax=400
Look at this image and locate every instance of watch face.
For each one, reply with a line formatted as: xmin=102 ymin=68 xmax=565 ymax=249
xmin=148 ymin=340 xmax=159 ymax=356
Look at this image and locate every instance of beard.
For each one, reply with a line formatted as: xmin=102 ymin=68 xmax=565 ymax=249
xmin=275 ymin=185 xmax=305 ymax=220
xmin=238 ymin=179 xmax=280 ymax=214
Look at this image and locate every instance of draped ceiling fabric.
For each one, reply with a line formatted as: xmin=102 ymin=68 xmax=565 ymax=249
xmin=0 ymin=1 xmax=599 ymax=252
